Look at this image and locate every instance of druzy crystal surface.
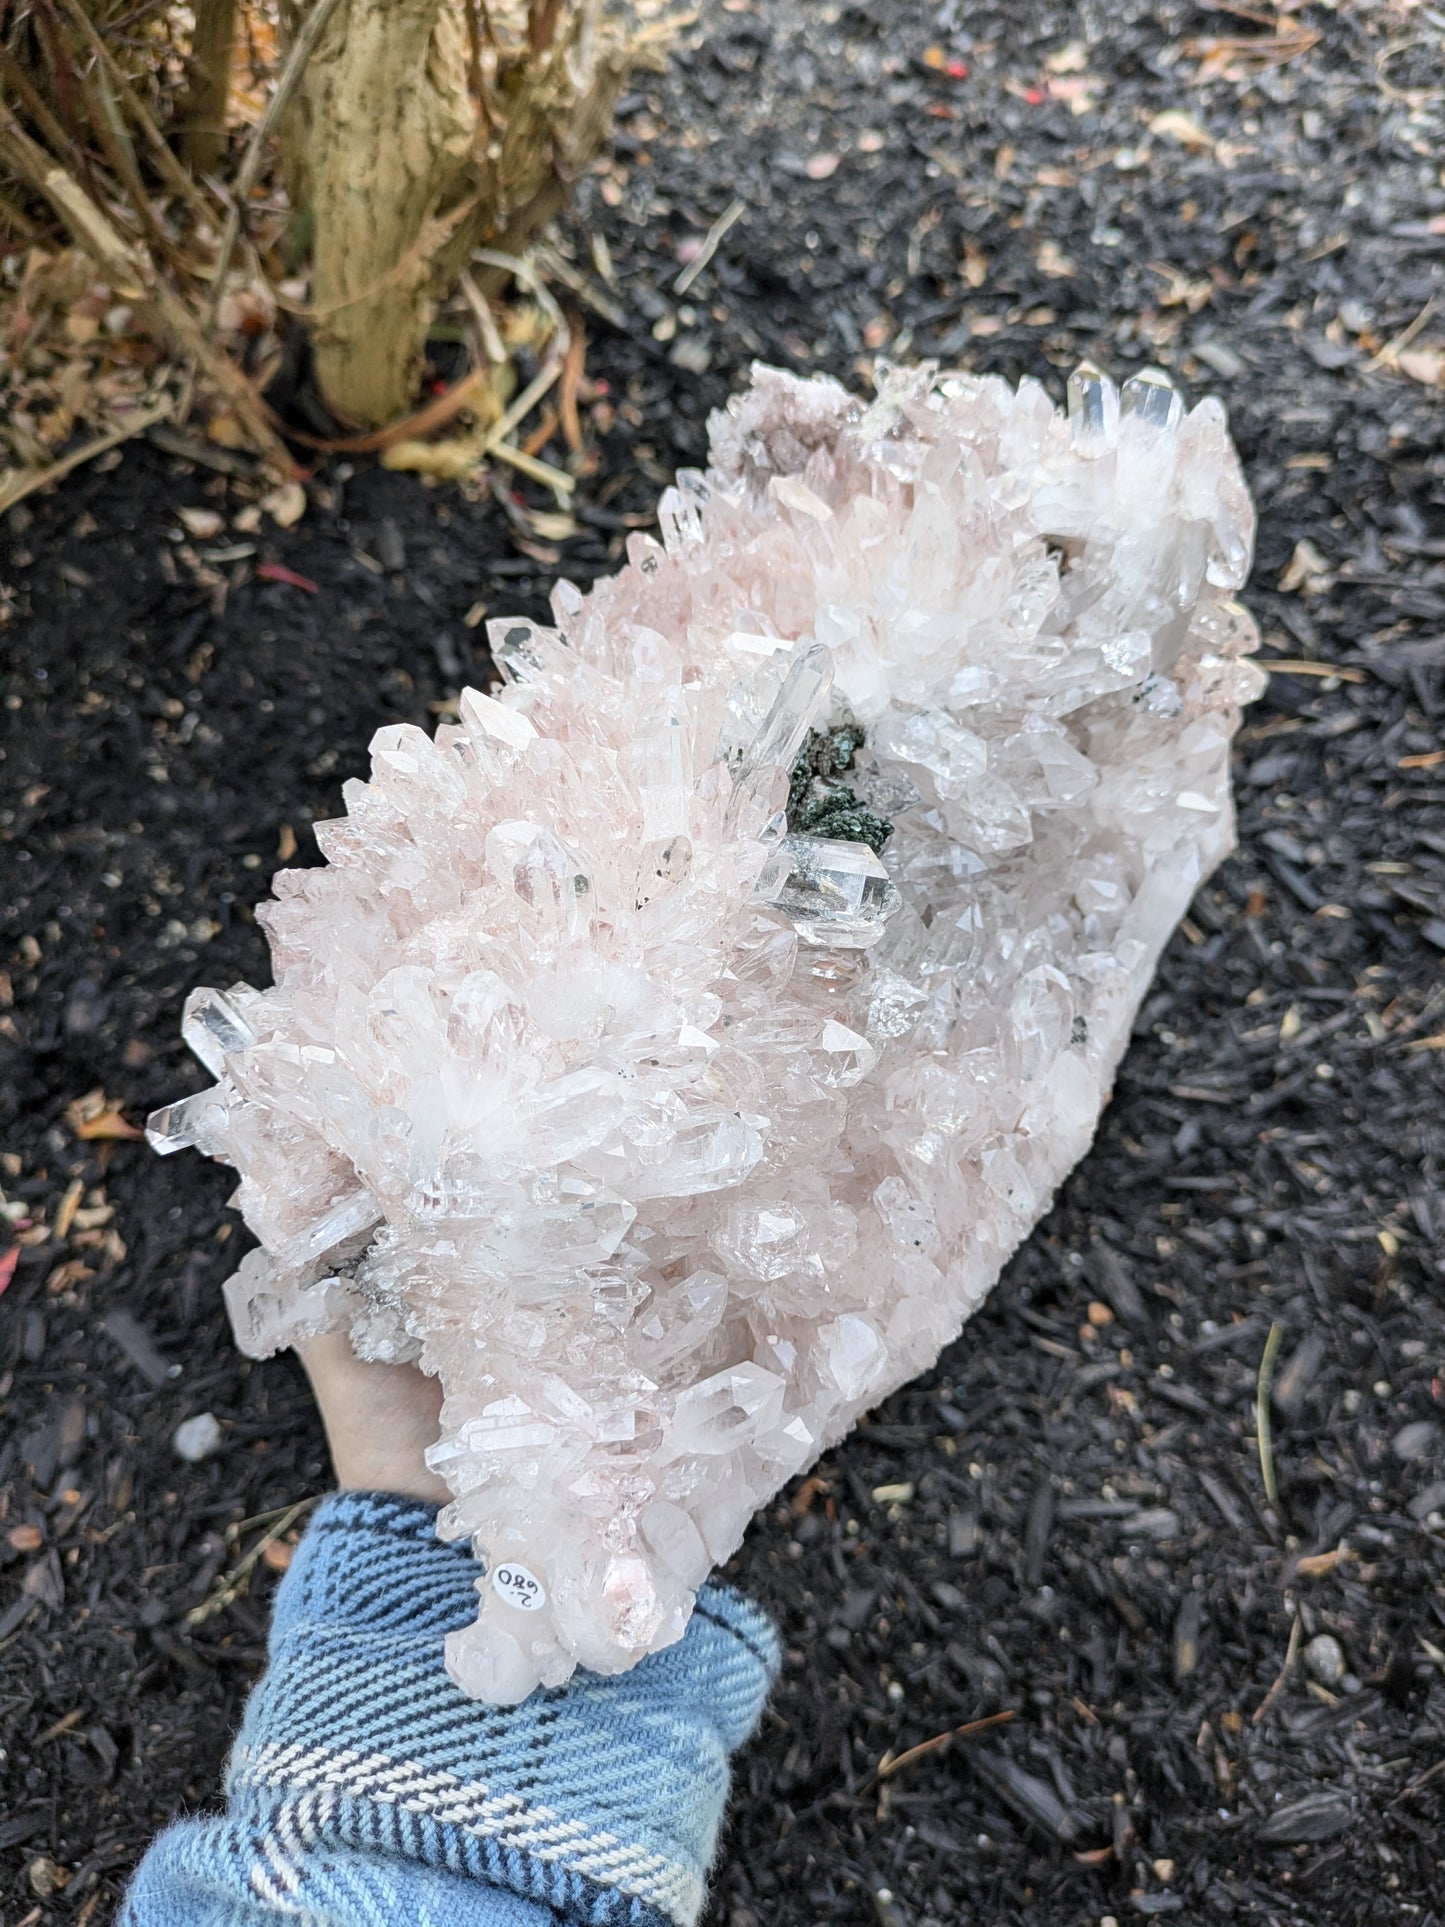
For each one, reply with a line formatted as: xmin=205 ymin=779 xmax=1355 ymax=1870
xmin=150 ymin=361 xmax=1259 ymax=1701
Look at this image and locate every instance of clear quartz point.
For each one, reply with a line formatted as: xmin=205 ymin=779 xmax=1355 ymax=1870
xmin=728 ymin=643 xmax=834 ymax=810
xmin=181 ymin=985 xmax=257 ymax=1076
xmin=1067 ymin=362 xmax=1120 ymax=446
xmin=146 ymin=1085 xmax=227 ymax=1155
xmin=299 ymin=1190 xmax=381 ymax=1260
xmin=754 ymin=834 xmax=903 ymax=948
xmin=1121 ymin=367 xmax=1185 ymax=432
xmin=657 ymin=470 xmax=708 ymax=551
xmin=486 ymin=618 xmax=555 ymax=684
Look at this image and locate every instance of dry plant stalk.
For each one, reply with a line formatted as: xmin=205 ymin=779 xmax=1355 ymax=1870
xmin=0 ymin=0 xmax=181 ymax=219
xmin=180 ymin=0 xmax=242 ymax=174
xmin=1 ymin=0 xmax=654 ymax=472
xmin=284 ymin=0 xmax=644 ymax=427
xmin=0 ymin=108 xmax=293 ymax=470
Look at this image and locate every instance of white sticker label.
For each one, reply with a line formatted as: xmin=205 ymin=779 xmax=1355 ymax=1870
xmin=492 ymin=1562 xmax=547 ymax=1611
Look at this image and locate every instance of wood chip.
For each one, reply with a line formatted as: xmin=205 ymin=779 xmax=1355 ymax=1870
xmin=1148 ymin=109 xmax=1215 ymax=151
xmin=53 ymin=1178 xmax=84 ymax=1241
xmin=65 ymin=1089 xmax=142 ymax=1142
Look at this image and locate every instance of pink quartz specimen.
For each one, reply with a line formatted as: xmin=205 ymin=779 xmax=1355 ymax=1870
xmin=150 ymin=359 xmax=1259 ymax=1700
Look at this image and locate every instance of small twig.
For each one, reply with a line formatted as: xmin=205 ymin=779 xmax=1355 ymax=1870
xmin=1394 ymin=1756 xmax=1445 ymax=1804
xmin=464 ymin=0 xmax=491 ymax=127
xmin=38 ymin=1706 xmax=85 ymax=1744
xmin=1256 ymin=1320 xmax=1283 ymax=1506
xmin=95 ymin=0 xmax=175 ymax=34
xmin=207 ymin=0 xmax=348 ymax=319
xmin=459 ymin=268 xmax=508 ymax=364
xmin=482 ymin=355 xmax=564 ymax=456
xmin=472 ymin=0 xmax=498 ymax=50
xmin=533 ymin=243 xmax=628 ymax=329
xmin=186 ymin=1496 xmax=318 ymax=1625
xmin=559 ymin=319 xmax=586 ymax=451
xmin=877 ymin=1709 xmax=1016 ymax=1781
xmin=673 ymin=196 xmax=746 ymax=296
xmin=489 ymin=437 xmax=574 ymax=500
xmin=472 ymin=247 xmax=568 ymax=346
xmin=0 ymin=399 xmax=172 ymax=516
xmin=1375 ymin=37 xmax=1429 ymax=104
xmin=521 ymin=404 xmax=560 ymax=458
xmin=85 ymin=41 xmax=146 ymax=195
xmin=225 ymin=1498 xmax=318 ymax=1540
xmin=0 ymin=41 xmax=75 ymax=165
xmin=0 ymin=108 xmax=294 ymax=473
xmin=55 ymin=0 xmax=209 ymax=213
xmin=457 ymin=255 xmax=574 ymax=484
xmin=1366 ymin=294 xmax=1437 ymax=372
xmin=1252 ymin=1611 xmax=1302 ymax=1724
xmin=0 ymin=186 xmax=44 ymax=244
xmin=31 ymin=0 xmax=89 ymax=167
xmin=528 ymin=0 xmax=564 ymax=55
xmin=1265 ymin=659 xmax=1366 ymax=682
xmin=69 ymin=25 xmax=171 ymax=261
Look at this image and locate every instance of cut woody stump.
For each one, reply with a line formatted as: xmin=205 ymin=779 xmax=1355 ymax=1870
xmin=277 ymin=0 xmax=641 ymax=430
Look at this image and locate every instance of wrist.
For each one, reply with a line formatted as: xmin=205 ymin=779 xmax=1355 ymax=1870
xmin=296 ymin=1333 xmax=452 ymax=1505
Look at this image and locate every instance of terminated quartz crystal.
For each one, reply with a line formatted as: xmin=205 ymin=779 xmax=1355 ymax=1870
xmin=149 ymin=360 xmax=1260 ymax=1703
xmin=755 ymin=835 xmax=901 ymax=948
xmin=180 ymin=986 xmax=258 ymax=1075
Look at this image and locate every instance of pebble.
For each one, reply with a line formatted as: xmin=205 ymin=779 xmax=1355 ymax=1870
xmin=176 ymin=506 xmax=224 ymax=540
xmin=1303 ymin=1632 xmax=1346 ymax=1685
xmin=669 ymin=336 xmax=712 ymax=375
xmin=1392 ymin=1420 xmax=1439 ymax=1463
xmin=172 ymin=1412 xmax=223 ymax=1463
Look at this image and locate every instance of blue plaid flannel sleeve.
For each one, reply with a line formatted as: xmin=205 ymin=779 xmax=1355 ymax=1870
xmin=120 ymin=1491 xmax=779 ymax=1927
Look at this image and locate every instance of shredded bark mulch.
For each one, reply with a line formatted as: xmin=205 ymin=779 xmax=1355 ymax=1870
xmin=3 ymin=2 xmax=1444 ymax=1921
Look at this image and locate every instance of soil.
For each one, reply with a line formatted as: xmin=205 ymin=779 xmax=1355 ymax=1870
xmin=4 ymin=2 xmax=1445 ymax=1922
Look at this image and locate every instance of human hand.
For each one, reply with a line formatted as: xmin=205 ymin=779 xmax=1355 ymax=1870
xmin=296 ymin=1331 xmax=452 ymax=1505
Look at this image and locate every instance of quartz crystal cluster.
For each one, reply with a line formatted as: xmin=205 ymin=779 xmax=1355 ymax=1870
xmin=150 ymin=360 xmax=1259 ymax=1701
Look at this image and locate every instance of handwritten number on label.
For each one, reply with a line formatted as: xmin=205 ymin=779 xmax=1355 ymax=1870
xmin=493 ymin=1562 xmax=547 ymax=1611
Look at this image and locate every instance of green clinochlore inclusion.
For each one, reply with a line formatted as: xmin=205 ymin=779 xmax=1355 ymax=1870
xmin=785 ymin=723 xmax=894 ymax=855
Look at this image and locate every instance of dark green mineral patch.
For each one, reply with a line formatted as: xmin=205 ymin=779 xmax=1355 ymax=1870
xmin=786 ymin=723 xmax=894 ymax=855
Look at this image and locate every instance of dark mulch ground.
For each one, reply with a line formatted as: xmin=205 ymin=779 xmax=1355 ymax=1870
xmin=4 ymin=2 xmax=1445 ymax=1921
